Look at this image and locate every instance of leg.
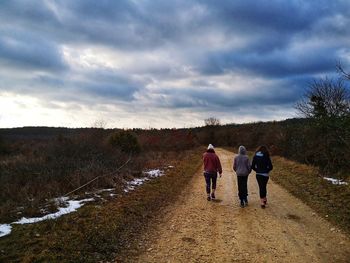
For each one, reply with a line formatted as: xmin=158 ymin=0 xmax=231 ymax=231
xmin=242 ymin=176 xmax=248 ymax=204
xmin=237 ymin=176 xmax=246 ymax=207
xmin=211 ymin=174 xmax=218 ymax=198
xmin=204 ymin=173 xmax=211 ymax=199
xmin=237 ymin=176 xmax=244 ymax=200
xmin=256 ymin=174 xmax=269 ymax=208
xmin=263 ymin=176 xmax=269 ymax=204
xmin=256 ymin=174 xmax=267 ymax=198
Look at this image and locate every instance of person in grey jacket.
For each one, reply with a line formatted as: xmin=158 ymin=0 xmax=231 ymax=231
xmin=233 ymin=145 xmax=251 ymax=207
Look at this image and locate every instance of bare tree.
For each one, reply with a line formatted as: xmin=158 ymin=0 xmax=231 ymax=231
xmin=295 ymin=78 xmax=350 ymax=119
xmin=92 ymin=119 xmax=107 ymax=129
xmin=336 ymin=61 xmax=350 ymax=81
xmin=204 ymin=117 xmax=221 ymax=126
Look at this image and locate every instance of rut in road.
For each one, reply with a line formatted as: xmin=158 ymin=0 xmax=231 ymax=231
xmin=123 ymin=148 xmax=350 ymax=263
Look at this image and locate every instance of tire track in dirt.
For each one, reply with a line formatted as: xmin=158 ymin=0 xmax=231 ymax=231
xmin=122 ymin=148 xmax=350 ymax=263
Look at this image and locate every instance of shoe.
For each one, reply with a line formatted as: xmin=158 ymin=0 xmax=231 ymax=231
xmin=244 ymin=198 xmax=248 ymax=206
xmin=260 ymin=198 xmax=266 ymax=208
xmin=207 ymin=196 xmax=211 ymax=201
xmin=240 ymin=200 xmax=245 ymax=208
xmin=211 ymin=193 xmax=215 ymax=199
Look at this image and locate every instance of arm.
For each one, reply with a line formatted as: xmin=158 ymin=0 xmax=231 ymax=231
xmin=246 ymin=157 xmax=252 ymax=174
xmin=251 ymin=156 xmax=256 ymax=171
xmin=216 ymin=155 xmax=223 ymax=175
xmin=233 ymin=157 xmax=237 ymax=172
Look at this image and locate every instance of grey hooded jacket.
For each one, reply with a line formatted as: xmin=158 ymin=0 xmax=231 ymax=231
xmin=233 ymin=146 xmax=251 ymax=176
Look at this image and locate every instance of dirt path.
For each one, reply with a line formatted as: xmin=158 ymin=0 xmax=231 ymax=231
xmin=125 ymin=148 xmax=350 ymax=263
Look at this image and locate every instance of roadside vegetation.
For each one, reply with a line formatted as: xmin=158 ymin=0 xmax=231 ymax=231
xmin=272 ymin=156 xmax=350 ymax=234
xmin=0 ymin=126 xmax=201 ymax=262
xmin=0 ymin=148 xmax=202 ymax=262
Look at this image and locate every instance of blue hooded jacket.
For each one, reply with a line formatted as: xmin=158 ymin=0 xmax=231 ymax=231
xmin=251 ymin=151 xmax=273 ymax=176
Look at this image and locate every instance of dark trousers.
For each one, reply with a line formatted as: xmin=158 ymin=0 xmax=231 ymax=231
xmin=204 ymin=172 xmax=217 ymax=194
xmin=256 ymin=174 xmax=269 ymax=198
xmin=237 ymin=175 xmax=248 ymax=201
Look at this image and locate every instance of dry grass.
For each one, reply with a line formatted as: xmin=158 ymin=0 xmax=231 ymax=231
xmin=272 ymin=156 xmax=350 ymax=234
xmin=0 ymin=148 xmax=202 ymax=262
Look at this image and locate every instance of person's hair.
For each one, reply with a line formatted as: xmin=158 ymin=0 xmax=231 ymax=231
xmin=256 ymin=145 xmax=270 ymax=156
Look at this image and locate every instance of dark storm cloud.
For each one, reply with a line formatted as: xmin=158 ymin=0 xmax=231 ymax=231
xmin=198 ymin=45 xmax=339 ymax=78
xmin=0 ymin=29 xmax=67 ymax=71
xmin=72 ymin=69 xmax=143 ymax=101
xmin=0 ymin=0 xmax=349 ymax=126
xmin=148 ymin=77 xmax=305 ymax=110
xmin=29 ymin=70 xmax=141 ymax=102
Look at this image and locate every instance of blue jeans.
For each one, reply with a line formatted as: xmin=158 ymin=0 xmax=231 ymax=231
xmin=204 ymin=172 xmax=217 ymax=194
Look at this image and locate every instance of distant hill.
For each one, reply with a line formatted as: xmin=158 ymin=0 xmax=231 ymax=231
xmin=0 ymin=127 xmax=109 ymax=140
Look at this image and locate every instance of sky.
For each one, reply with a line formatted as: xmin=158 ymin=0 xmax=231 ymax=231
xmin=0 ymin=0 xmax=349 ymax=129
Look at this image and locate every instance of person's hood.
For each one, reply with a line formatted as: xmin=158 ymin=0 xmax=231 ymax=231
xmin=238 ymin=145 xmax=246 ymax=155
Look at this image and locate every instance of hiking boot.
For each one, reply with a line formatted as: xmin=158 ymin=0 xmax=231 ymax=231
xmin=211 ymin=193 xmax=215 ymax=199
xmin=240 ymin=200 xmax=245 ymax=208
xmin=207 ymin=196 xmax=211 ymax=201
xmin=261 ymin=204 xmax=266 ymax=209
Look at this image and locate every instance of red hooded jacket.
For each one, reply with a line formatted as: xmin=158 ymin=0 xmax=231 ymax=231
xmin=203 ymin=149 xmax=222 ymax=174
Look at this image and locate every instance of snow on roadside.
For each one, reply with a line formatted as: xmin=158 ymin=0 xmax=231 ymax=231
xmin=0 ymin=167 xmax=173 ymax=237
xmin=14 ymin=198 xmax=95 ymax=224
xmin=144 ymin=169 xmax=164 ymax=178
xmin=0 ymin=224 xmax=12 ymax=237
xmin=124 ymin=169 xmax=165 ymax=193
xmin=0 ymin=198 xmax=94 ymax=238
xmin=323 ymin=177 xmax=348 ymax=185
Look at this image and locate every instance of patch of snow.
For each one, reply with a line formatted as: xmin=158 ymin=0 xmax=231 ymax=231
xmin=54 ymin=196 xmax=69 ymax=205
xmin=323 ymin=177 xmax=348 ymax=185
xmin=1 ymin=197 xmax=97 ymax=238
xmin=14 ymin=198 xmax=95 ymax=225
xmin=143 ymin=169 xmax=164 ymax=178
xmin=167 ymin=165 xmax=174 ymax=168
xmin=124 ymin=178 xmax=148 ymax=192
xmin=124 ymin=169 xmax=165 ymax=193
xmin=0 ymin=224 xmax=12 ymax=237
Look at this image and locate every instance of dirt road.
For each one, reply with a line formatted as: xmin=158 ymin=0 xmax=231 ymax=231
xmin=128 ymin=148 xmax=350 ymax=262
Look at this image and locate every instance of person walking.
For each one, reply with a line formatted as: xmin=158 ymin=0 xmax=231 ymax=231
xmin=233 ymin=145 xmax=251 ymax=207
xmin=203 ymin=144 xmax=222 ymax=201
xmin=251 ymin=145 xmax=273 ymax=208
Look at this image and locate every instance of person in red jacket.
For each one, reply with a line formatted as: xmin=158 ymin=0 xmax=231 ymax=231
xmin=203 ymin=144 xmax=222 ymax=201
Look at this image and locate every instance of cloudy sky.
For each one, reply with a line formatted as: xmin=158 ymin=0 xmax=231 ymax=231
xmin=0 ymin=0 xmax=349 ymax=128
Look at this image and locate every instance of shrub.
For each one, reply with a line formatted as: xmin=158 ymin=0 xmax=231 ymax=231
xmin=108 ymin=131 xmax=141 ymax=154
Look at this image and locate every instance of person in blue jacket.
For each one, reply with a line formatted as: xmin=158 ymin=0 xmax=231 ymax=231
xmin=251 ymin=145 xmax=273 ymax=208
